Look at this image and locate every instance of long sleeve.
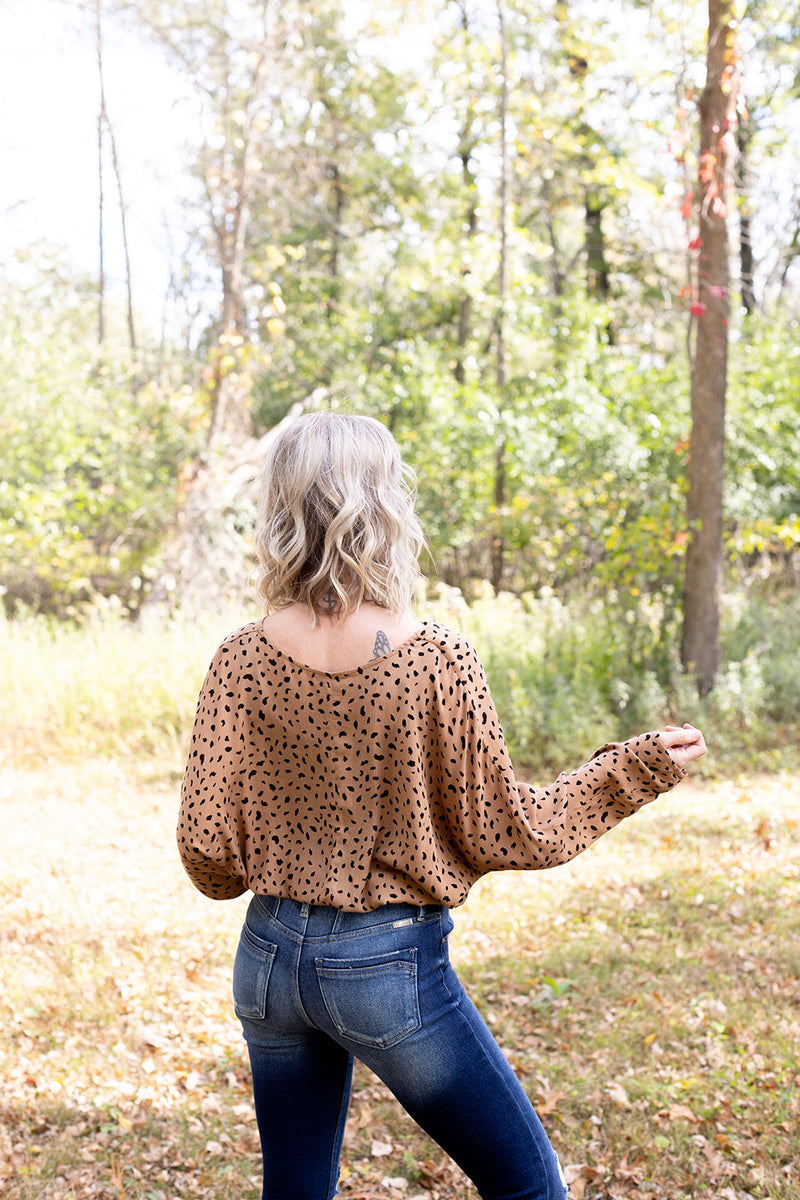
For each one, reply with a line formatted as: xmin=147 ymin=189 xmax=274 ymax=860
xmin=430 ymin=639 xmax=685 ymax=875
xmin=177 ymin=634 xmax=255 ymax=900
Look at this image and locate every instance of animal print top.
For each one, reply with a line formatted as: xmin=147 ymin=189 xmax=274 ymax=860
xmin=177 ymin=620 xmax=686 ymax=911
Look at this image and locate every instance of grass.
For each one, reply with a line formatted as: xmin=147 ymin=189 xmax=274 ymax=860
xmin=2 ymin=748 xmax=798 ymax=1200
xmin=0 ymin=610 xmax=249 ymax=761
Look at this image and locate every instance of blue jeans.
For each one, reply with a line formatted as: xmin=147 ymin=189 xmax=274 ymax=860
xmin=233 ymin=896 xmax=568 ymax=1200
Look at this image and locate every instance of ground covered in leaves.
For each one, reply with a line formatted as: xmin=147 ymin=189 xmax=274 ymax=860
xmin=1 ymin=756 xmax=798 ymax=1200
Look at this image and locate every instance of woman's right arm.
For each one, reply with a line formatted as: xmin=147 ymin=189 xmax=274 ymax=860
xmin=176 ymin=643 xmax=249 ymax=901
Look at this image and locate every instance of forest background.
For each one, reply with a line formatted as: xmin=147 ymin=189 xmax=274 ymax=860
xmin=1 ymin=3 xmax=800 ymax=1199
xmin=2 ymin=0 xmax=799 ymax=769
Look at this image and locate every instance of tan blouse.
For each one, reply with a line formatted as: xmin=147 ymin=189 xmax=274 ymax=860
xmin=177 ymin=620 xmax=686 ymax=911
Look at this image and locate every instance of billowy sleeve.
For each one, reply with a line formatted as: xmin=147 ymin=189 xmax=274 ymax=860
xmin=177 ymin=641 xmax=250 ymax=900
xmin=430 ymin=640 xmax=686 ymax=874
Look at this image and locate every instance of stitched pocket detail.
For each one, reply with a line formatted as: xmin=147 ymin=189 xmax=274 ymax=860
xmin=316 ymin=949 xmax=420 ymax=1048
xmin=232 ymin=925 xmax=277 ymax=1020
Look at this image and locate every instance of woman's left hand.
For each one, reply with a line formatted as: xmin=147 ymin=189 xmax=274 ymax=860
xmin=659 ymin=723 xmax=707 ymax=769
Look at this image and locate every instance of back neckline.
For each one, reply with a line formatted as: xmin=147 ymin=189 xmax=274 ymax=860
xmin=256 ymin=620 xmax=430 ymax=678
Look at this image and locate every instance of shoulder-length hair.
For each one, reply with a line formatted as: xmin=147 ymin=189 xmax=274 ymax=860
xmin=254 ymin=411 xmax=426 ymax=621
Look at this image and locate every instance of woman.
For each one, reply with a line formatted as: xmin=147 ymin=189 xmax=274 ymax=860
xmin=178 ymin=411 xmax=706 ymax=1200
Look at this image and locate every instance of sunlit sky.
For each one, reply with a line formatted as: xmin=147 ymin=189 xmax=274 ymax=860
xmin=0 ymin=0 xmax=195 ymax=327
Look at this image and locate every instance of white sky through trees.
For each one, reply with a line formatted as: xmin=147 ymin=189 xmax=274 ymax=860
xmin=0 ymin=0 xmax=192 ymax=328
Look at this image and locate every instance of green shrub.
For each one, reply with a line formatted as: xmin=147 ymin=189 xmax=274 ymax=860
xmin=424 ymin=585 xmax=799 ymax=777
xmin=0 ymin=252 xmax=198 ymax=619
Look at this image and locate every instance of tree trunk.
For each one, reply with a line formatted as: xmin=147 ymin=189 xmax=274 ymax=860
xmin=326 ymin=157 xmax=344 ymax=327
xmin=736 ymin=118 xmax=756 ymax=315
xmin=96 ymin=0 xmax=136 ymax=352
xmin=585 ymin=190 xmax=614 ymax=344
xmin=681 ymin=0 xmax=739 ymax=695
xmin=96 ymin=0 xmax=105 ymax=347
xmin=585 ymin=193 xmax=610 ymax=299
xmin=454 ymin=137 xmax=478 ymax=385
xmin=542 ymin=176 xmax=565 ymax=299
xmin=777 ymin=211 xmax=800 ymax=298
xmin=204 ymin=46 xmax=270 ymax=450
xmin=454 ymin=1 xmax=478 ymax=387
xmin=491 ymin=0 xmax=510 ymax=594
xmin=133 ymin=1 xmax=283 ymax=612
xmin=108 ymin=121 xmax=136 ymax=352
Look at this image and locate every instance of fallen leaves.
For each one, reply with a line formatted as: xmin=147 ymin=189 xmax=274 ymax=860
xmin=563 ymin=1158 xmax=646 ymax=1200
xmin=533 ymin=1074 xmax=565 ymax=1116
xmin=657 ymin=1102 xmax=698 ymax=1124
xmin=604 ymin=1081 xmax=631 ymax=1110
xmin=2 ymin=761 xmax=799 ymax=1199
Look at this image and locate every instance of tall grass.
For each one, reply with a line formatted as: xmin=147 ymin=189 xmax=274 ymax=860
xmin=0 ymin=607 xmax=255 ymax=763
xmin=1 ymin=588 xmax=797 ymax=775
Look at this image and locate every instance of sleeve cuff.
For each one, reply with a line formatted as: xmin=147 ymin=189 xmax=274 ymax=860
xmin=591 ymin=731 xmax=687 ymax=793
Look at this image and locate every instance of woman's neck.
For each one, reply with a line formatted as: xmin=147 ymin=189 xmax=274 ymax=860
xmin=262 ymin=602 xmax=422 ymax=673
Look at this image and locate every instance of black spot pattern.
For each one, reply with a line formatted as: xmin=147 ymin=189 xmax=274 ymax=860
xmin=177 ymin=621 xmax=686 ymax=911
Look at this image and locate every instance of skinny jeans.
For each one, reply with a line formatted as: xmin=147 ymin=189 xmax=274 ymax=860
xmin=233 ymin=895 xmax=567 ymax=1200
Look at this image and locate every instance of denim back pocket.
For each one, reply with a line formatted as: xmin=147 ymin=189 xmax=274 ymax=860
xmin=232 ymin=925 xmax=277 ymax=1020
xmin=315 ymin=948 xmax=420 ymax=1049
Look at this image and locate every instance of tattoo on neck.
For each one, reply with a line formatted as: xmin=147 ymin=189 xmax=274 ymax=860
xmin=372 ymin=630 xmax=392 ymax=659
xmin=321 ymin=590 xmax=340 ymax=614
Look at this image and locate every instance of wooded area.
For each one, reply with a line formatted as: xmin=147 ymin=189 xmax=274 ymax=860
xmin=1 ymin=0 xmax=799 ymax=703
xmin=1 ymin=8 xmax=799 ymax=1197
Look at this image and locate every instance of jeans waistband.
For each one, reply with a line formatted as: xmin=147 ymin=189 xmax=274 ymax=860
xmin=252 ymin=895 xmax=439 ymax=939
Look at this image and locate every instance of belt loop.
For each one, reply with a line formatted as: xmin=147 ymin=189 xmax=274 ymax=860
xmin=417 ymin=905 xmax=426 ymax=920
xmin=300 ymin=902 xmax=311 ymax=918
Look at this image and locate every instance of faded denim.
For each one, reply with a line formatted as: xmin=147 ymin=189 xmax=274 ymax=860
xmin=233 ymin=895 xmax=568 ymax=1200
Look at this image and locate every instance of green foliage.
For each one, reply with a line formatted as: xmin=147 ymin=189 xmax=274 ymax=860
xmin=367 ymin=302 xmax=693 ymax=611
xmin=3 ymin=0 xmax=800 ymax=640
xmin=721 ymin=588 xmax=800 ymax=724
xmin=0 ymin=252 xmax=198 ymax=618
xmin=725 ymin=320 xmax=800 ymax=570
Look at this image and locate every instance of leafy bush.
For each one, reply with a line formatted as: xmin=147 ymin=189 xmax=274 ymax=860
xmin=0 ymin=251 xmax=198 ymax=618
xmin=721 ymin=588 xmax=800 ymax=724
xmin=725 ymin=322 xmax=800 ymax=578
xmin=425 ymin=586 xmax=799 ymax=777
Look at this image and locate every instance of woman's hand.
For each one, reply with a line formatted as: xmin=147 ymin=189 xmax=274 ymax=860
xmin=659 ymin=723 xmax=707 ymax=769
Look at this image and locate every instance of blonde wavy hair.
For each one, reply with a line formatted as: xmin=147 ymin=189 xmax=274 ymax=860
xmin=254 ymin=412 xmax=426 ymax=621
